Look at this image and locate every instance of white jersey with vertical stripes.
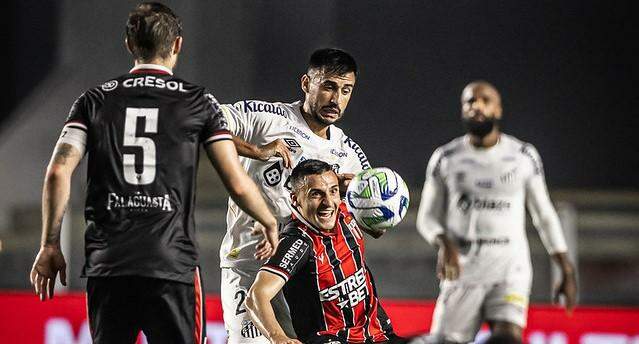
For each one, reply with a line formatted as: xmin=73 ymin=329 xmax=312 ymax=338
xmin=219 ymin=100 xmax=370 ymax=271
xmin=416 ymin=134 xmax=567 ymax=284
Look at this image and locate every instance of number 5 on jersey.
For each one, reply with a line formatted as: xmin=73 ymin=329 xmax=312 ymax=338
xmin=123 ymin=107 xmax=158 ymax=185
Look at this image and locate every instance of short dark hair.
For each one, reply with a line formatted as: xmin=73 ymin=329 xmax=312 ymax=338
xmin=290 ymin=159 xmax=335 ymax=192
xmin=308 ymin=48 xmax=358 ymax=77
xmin=126 ymin=2 xmax=183 ymax=62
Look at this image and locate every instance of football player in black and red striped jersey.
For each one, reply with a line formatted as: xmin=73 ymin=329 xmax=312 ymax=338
xmin=29 ymin=2 xmax=278 ymax=344
xmin=246 ymin=160 xmax=405 ymax=344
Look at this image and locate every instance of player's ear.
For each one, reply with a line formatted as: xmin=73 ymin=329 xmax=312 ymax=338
xmin=495 ymin=104 xmax=503 ymax=120
xmin=173 ymin=36 xmax=183 ymax=55
xmin=301 ymin=74 xmax=310 ymax=94
xmin=125 ymin=38 xmax=134 ymax=55
xmin=290 ymin=192 xmax=298 ymax=207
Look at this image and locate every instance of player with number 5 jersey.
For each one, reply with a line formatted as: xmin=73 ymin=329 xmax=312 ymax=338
xmin=29 ymin=3 xmax=278 ymax=344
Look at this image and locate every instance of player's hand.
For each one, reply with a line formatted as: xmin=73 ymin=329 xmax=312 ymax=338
xmin=258 ymin=139 xmax=293 ymax=169
xmin=30 ymin=245 xmax=67 ymax=301
xmin=338 ymin=173 xmax=355 ymax=196
xmin=269 ymin=333 xmax=302 ymax=344
xmin=252 ymin=222 xmax=279 ymax=259
xmin=436 ymin=236 xmax=461 ymax=280
xmin=553 ymin=266 xmax=578 ymax=315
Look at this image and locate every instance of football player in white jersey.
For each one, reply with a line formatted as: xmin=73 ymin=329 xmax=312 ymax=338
xmin=415 ymin=81 xmax=577 ymax=344
xmin=219 ymin=48 xmax=374 ymax=344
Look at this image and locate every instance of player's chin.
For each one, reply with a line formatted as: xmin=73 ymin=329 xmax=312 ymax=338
xmin=318 ymin=111 xmax=341 ymax=124
xmin=315 ymin=210 xmax=336 ymax=230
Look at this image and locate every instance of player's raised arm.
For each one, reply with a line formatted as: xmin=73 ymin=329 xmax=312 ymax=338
xmin=30 ymin=138 xmax=84 ymax=301
xmin=524 ymin=145 xmax=577 ymax=313
xmin=204 ymin=139 xmax=279 ymax=257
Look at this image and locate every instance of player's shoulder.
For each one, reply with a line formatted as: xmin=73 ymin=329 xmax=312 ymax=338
xmin=281 ymin=220 xmax=314 ymax=243
xmin=501 ymin=134 xmax=540 ymax=156
xmin=433 ymin=136 xmax=466 ymax=160
xmin=226 ymin=99 xmax=298 ymax=120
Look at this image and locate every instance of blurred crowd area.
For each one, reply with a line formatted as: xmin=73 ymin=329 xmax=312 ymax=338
xmin=1 ymin=159 xmax=637 ymax=306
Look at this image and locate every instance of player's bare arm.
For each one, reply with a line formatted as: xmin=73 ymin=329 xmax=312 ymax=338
xmin=232 ymin=135 xmax=293 ymax=169
xmin=435 ymin=234 xmax=461 ymax=281
xmin=551 ymin=252 xmax=578 ymax=314
xmin=245 ymin=271 xmax=302 ymax=344
xmin=205 ymin=139 xmax=279 ymax=258
xmin=30 ymin=142 xmax=82 ymax=301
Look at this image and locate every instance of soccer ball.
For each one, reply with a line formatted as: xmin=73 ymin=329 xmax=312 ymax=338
xmin=345 ymin=167 xmax=410 ymax=231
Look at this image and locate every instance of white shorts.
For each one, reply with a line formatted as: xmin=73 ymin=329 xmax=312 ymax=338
xmin=221 ymin=267 xmax=296 ymax=344
xmin=430 ymin=279 xmax=530 ymax=343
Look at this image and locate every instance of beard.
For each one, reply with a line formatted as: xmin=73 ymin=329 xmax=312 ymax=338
xmin=462 ymin=116 xmax=499 ymax=138
xmin=310 ymin=104 xmax=342 ymax=125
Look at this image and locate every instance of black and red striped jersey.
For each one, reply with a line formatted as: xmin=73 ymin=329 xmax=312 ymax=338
xmin=64 ymin=64 xmax=231 ymax=284
xmin=261 ymin=202 xmax=395 ymax=343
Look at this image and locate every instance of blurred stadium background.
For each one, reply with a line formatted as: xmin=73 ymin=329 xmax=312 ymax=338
xmin=1 ymin=1 xmax=637 ymax=343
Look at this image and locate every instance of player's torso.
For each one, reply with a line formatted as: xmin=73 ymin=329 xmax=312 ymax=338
xmin=437 ymin=135 xmax=536 ymax=282
xmin=286 ymin=209 xmax=390 ymax=343
xmin=80 ymin=71 xmax=213 ymax=282
xmin=439 ymin=135 xmax=534 ymax=238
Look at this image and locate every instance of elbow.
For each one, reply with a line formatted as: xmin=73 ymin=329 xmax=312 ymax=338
xmin=45 ymin=164 xmax=70 ymax=184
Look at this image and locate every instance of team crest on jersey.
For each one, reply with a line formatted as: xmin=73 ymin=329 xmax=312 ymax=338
xmin=241 ymin=320 xmax=262 ymax=338
xmin=101 ymin=80 xmax=118 ymax=91
xmin=263 ymin=162 xmax=283 ymax=186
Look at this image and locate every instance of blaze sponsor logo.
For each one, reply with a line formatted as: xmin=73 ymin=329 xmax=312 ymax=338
xmin=457 ymin=193 xmax=510 ymax=213
xmin=101 ymin=80 xmax=118 ymax=91
xmin=263 ymin=162 xmax=283 ymax=186
xmin=106 ymin=192 xmax=172 ymax=211
xmin=319 ymin=267 xmax=368 ymax=309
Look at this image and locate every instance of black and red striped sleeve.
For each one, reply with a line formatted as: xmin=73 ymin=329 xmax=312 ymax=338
xmin=200 ymin=91 xmax=232 ymax=145
xmin=260 ymin=235 xmax=311 ymax=282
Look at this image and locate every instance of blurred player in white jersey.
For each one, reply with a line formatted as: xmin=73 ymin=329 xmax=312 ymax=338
xmin=219 ymin=48 xmax=374 ymax=343
xmin=415 ymin=81 xmax=577 ymax=344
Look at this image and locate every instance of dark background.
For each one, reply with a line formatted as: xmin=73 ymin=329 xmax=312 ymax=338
xmin=5 ymin=1 xmax=637 ymax=189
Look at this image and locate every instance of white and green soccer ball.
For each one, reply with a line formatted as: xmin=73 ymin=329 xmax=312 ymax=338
xmin=345 ymin=167 xmax=410 ymax=231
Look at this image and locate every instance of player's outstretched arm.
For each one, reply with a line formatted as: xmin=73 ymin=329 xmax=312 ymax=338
xmin=205 ymin=140 xmax=279 ymax=257
xmin=232 ymin=136 xmax=293 ymax=169
xmin=246 ymin=271 xmax=302 ymax=344
xmin=30 ymin=143 xmax=82 ymax=301
xmin=551 ymin=252 xmax=578 ymax=314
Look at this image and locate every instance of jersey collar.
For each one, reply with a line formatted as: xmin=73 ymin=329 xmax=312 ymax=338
xmin=130 ymin=64 xmax=173 ymax=75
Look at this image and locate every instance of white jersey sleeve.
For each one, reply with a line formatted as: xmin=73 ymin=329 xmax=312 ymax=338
xmin=219 ymin=102 xmax=256 ymax=142
xmin=523 ymin=144 xmax=568 ymax=254
xmin=416 ymin=148 xmax=447 ymax=246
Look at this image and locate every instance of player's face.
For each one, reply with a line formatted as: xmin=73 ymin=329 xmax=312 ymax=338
xmin=295 ymin=171 xmax=341 ymax=231
xmin=461 ymin=85 xmax=502 ymax=122
xmin=302 ymin=70 xmax=356 ymax=126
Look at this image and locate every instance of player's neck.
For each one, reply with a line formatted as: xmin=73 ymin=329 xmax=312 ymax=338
xmin=134 ymin=58 xmax=175 ymax=73
xmin=469 ymin=130 xmax=500 ymax=148
xmin=300 ymin=106 xmax=330 ymax=139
